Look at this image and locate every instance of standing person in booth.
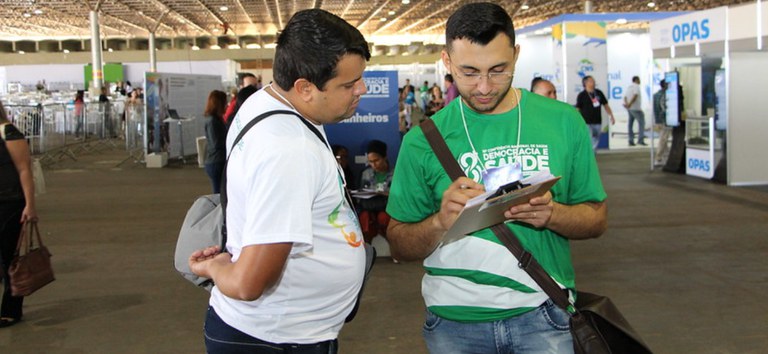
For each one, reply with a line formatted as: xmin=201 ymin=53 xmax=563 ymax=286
xmin=358 ymin=140 xmax=393 ymax=245
xmin=203 ymin=90 xmax=228 ymax=194
xmin=188 ymin=9 xmax=370 ymax=354
xmin=576 ymin=75 xmax=616 ymax=151
xmin=385 ymin=3 xmax=609 ymax=353
xmin=624 ymin=76 xmax=647 ymax=146
xmin=223 ymin=73 xmax=259 ymax=124
xmin=0 ymin=100 xmax=38 ymax=328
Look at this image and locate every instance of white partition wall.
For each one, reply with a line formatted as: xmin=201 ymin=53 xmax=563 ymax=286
xmin=727 ymin=51 xmax=768 ymax=185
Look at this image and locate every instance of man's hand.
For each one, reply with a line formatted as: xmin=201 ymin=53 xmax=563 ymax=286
xmin=435 ymin=177 xmax=485 ymax=231
xmin=189 ymin=245 xmax=232 ymax=279
xmin=503 ymin=191 xmax=554 ymax=229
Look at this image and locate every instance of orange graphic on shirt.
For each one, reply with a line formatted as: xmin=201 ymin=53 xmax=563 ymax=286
xmin=328 ymin=201 xmax=362 ymax=247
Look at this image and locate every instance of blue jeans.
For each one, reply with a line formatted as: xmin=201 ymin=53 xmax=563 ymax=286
xmin=423 ymin=300 xmax=574 ymax=354
xmin=204 ymin=307 xmax=338 ymax=354
xmin=204 ymin=161 xmax=225 ymax=194
xmin=588 ymin=124 xmax=602 ymax=151
xmin=628 ymin=110 xmax=646 ymax=144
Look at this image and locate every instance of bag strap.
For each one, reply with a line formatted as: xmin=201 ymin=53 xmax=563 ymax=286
xmin=220 ymin=110 xmax=334 ymax=249
xmin=420 ymin=118 xmax=573 ymax=312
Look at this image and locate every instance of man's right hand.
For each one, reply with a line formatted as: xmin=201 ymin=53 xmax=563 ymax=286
xmin=435 ymin=177 xmax=485 ymax=232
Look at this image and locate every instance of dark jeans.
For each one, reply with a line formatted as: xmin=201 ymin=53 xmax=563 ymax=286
xmin=204 ymin=307 xmax=338 ymax=354
xmin=0 ymin=200 xmax=25 ymax=320
xmin=205 ymin=161 xmax=225 ymax=194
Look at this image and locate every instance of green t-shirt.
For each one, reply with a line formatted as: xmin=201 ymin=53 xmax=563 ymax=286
xmin=387 ymin=89 xmax=607 ymax=322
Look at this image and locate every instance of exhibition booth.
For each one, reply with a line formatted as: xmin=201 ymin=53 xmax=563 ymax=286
xmin=649 ymin=2 xmax=768 ymax=186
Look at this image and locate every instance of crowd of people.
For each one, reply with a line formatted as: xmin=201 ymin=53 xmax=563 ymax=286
xmin=2 ymin=3 xmax=671 ymax=353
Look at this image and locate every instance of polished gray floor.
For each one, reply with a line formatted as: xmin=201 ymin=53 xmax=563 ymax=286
xmin=1 ymin=147 xmax=766 ymax=353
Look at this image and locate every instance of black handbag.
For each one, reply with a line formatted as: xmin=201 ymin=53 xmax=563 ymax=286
xmin=421 ymin=118 xmax=653 ymax=354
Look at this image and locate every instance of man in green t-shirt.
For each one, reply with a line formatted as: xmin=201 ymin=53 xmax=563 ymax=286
xmin=386 ymin=3 xmax=609 ymax=354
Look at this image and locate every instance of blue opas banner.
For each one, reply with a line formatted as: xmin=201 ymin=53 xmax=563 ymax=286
xmin=325 ymin=70 xmax=400 ymax=180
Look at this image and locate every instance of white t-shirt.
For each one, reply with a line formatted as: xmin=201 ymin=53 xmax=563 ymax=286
xmin=209 ymin=88 xmax=365 ymax=344
xmin=625 ymin=83 xmax=642 ymax=111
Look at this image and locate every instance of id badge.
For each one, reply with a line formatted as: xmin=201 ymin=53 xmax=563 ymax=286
xmin=481 ymin=162 xmax=522 ymax=192
xmin=591 ymin=97 xmax=601 ymax=108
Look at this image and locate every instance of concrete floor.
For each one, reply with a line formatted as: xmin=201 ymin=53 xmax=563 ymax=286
xmin=1 ymin=147 xmax=767 ymax=353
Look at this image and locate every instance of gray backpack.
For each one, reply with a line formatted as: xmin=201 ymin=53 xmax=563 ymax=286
xmin=174 ymin=110 xmax=300 ymax=290
xmin=173 ymin=110 xmax=375 ymax=321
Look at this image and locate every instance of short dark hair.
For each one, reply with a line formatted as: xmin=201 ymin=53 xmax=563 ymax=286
xmin=531 ymin=77 xmax=544 ymax=91
xmin=582 ymin=75 xmax=593 ymax=87
xmin=367 ymin=139 xmax=387 ymax=157
xmin=445 ymin=74 xmax=454 ymax=83
xmin=445 ymin=2 xmax=515 ymax=52
xmin=274 ymin=9 xmax=370 ymax=92
xmin=632 ymin=76 xmax=640 ymax=83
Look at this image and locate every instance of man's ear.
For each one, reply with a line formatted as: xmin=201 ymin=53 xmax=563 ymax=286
xmin=293 ymin=79 xmax=315 ymax=103
xmin=441 ymin=49 xmax=451 ymax=73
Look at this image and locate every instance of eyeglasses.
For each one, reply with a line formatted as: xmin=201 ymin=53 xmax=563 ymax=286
xmin=454 ymin=70 xmax=514 ymax=85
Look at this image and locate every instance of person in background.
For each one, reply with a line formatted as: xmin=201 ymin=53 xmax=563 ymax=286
xmin=531 ymin=77 xmax=557 ymax=100
xmin=74 ymin=90 xmax=85 ymax=138
xmin=0 ymin=100 xmax=38 ymax=329
xmin=443 ymin=73 xmax=458 ymax=107
xmin=653 ymin=80 xmax=670 ymax=164
xmin=331 ymin=144 xmax=357 ymax=190
xmin=225 ymin=85 xmax=258 ymax=131
xmin=575 ymin=75 xmax=615 ymax=151
xmin=419 ymin=80 xmax=430 ymax=112
xmin=386 ymin=3 xmax=609 ymax=353
xmin=426 ymin=85 xmax=444 ymax=117
xmin=403 ymin=78 xmax=416 ymax=96
xmin=624 ymin=76 xmax=646 ymax=146
xmin=188 ymin=9 xmax=369 ymax=353
xmin=403 ymin=85 xmax=416 ymax=129
xmin=223 ymin=73 xmax=259 ymax=124
xmin=203 ymin=90 xmax=228 ymax=194
xmin=358 ymin=140 xmax=393 ymax=245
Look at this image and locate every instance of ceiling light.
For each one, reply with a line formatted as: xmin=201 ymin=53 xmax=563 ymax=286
xmin=23 ymin=13 xmax=31 ymax=18
xmin=402 ymin=0 xmax=410 ymax=4
xmin=210 ymin=44 xmax=221 ymax=50
xmin=18 ymin=50 xmax=25 ymax=54
xmin=521 ymin=4 xmax=530 ymax=10
xmin=245 ymin=43 xmax=261 ymax=49
xmin=213 ymin=28 xmax=220 ymax=33
xmin=220 ymin=6 xmax=228 ymax=11
xmin=227 ymin=44 xmax=241 ymax=49
xmin=264 ymin=43 xmax=277 ymax=49
xmin=647 ymin=2 xmax=656 ymax=7
xmin=108 ymin=48 xmax=114 ymax=52
xmin=63 ymin=49 xmax=70 ymax=53
xmin=33 ymin=9 xmax=43 ymax=15
xmin=191 ymin=45 xmax=200 ymax=51
xmin=380 ymin=17 xmax=388 ymax=22
xmin=616 ymin=18 xmax=628 ymax=25
xmin=388 ymin=10 xmax=395 ymax=15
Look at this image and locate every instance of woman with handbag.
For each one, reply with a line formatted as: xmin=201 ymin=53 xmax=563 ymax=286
xmin=0 ymin=100 xmax=38 ymax=328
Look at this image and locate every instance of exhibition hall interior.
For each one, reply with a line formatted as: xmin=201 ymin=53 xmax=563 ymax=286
xmin=1 ymin=0 xmax=766 ymax=353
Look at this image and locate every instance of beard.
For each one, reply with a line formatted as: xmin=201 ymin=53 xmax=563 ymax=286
xmin=458 ymin=83 xmax=513 ymax=114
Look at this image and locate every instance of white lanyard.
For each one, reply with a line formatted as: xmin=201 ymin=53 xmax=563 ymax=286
xmin=459 ymin=87 xmax=522 ymax=172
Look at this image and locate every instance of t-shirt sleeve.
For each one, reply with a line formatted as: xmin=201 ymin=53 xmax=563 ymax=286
xmin=2 ymin=124 xmax=24 ymax=141
xmin=386 ymin=128 xmax=438 ymax=223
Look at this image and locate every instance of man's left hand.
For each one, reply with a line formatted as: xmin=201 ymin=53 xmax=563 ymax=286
xmin=503 ymin=191 xmax=554 ymax=229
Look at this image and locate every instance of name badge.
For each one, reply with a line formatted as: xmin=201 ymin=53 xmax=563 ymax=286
xmin=591 ymin=96 xmax=601 ymax=108
xmin=481 ymin=162 xmax=522 ymax=192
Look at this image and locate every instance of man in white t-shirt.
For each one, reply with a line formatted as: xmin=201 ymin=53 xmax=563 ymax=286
xmin=624 ymin=76 xmax=646 ymax=146
xmin=188 ymin=9 xmax=370 ymax=354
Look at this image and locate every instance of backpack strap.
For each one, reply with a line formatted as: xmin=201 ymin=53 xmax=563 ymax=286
xmin=220 ymin=110 xmax=325 ymax=248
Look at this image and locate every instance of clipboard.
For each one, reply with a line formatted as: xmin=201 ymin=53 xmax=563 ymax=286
xmin=442 ymin=176 xmax=561 ymax=245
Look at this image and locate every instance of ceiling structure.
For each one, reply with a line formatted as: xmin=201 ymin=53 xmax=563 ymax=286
xmin=0 ymin=0 xmax=756 ymax=44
